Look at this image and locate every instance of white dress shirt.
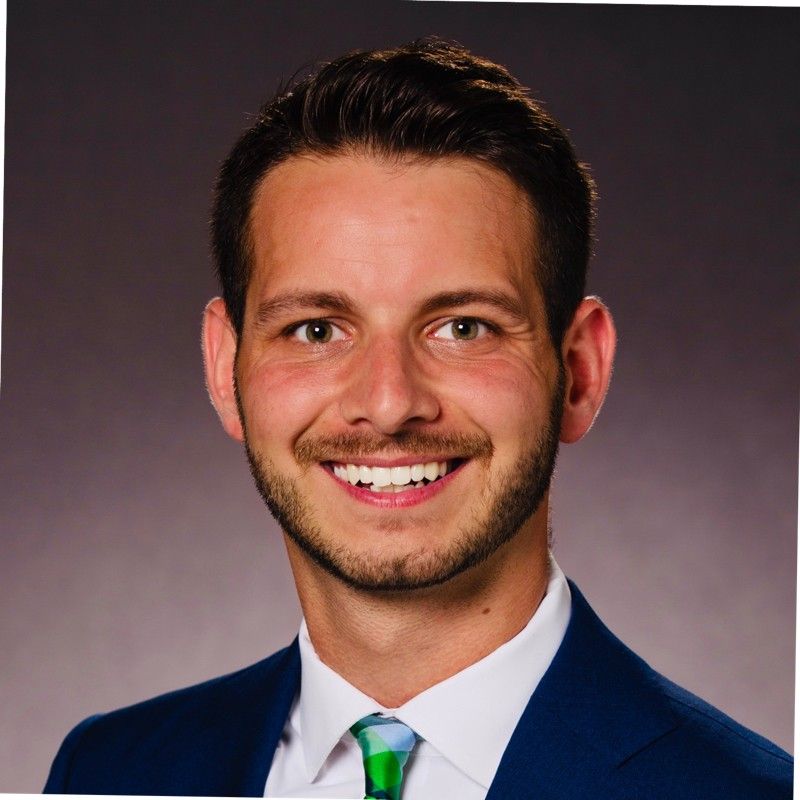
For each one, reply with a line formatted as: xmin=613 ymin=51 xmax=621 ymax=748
xmin=265 ymin=556 xmax=571 ymax=799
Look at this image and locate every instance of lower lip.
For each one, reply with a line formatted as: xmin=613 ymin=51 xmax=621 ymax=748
xmin=323 ymin=462 xmax=467 ymax=508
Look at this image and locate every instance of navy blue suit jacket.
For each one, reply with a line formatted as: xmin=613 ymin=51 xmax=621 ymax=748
xmin=44 ymin=582 xmax=792 ymax=798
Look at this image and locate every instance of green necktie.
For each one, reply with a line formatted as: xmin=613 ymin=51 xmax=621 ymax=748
xmin=350 ymin=713 xmax=418 ymax=800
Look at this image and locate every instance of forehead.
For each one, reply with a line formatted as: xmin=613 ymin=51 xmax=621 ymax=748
xmin=247 ymin=153 xmax=540 ymax=308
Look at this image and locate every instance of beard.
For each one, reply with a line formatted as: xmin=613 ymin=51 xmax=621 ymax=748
xmin=236 ymin=368 xmax=564 ymax=593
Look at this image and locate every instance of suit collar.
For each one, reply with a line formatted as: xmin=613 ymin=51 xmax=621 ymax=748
xmin=216 ymin=640 xmax=301 ymax=796
xmin=486 ymin=580 xmax=678 ymax=798
xmin=217 ymin=581 xmax=677 ymax=797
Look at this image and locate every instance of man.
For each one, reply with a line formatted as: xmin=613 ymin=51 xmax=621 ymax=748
xmin=44 ymin=38 xmax=792 ymax=799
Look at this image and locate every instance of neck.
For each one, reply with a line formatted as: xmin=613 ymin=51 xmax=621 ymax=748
xmin=285 ymin=512 xmax=550 ymax=708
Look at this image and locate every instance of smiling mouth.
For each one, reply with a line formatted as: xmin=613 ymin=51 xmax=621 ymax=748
xmin=326 ymin=459 xmax=465 ymax=493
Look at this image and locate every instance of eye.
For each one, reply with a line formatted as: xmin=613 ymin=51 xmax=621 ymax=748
xmin=432 ymin=317 xmax=491 ymax=341
xmin=290 ymin=320 xmax=346 ymax=344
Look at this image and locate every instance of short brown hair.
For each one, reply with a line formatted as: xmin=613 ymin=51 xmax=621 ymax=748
xmin=211 ymin=37 xmax=595 ymax=346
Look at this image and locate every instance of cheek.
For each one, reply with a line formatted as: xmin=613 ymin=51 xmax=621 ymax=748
xmin=239 ymin=361 xmax=341 ymax=441
xmin=440 ymin=357 xmax=552 ymax=442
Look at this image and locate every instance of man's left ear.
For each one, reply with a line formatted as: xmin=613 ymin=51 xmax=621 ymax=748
xmin=559 ymin=297 xmax=617 ymax=444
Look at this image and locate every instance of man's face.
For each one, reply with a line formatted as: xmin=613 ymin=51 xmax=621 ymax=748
xmin=232 ymin=154 xmax=564 ymax=591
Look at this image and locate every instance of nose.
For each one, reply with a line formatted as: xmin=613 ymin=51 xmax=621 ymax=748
xmin=339 ymin=336 xmax=440 ymax=433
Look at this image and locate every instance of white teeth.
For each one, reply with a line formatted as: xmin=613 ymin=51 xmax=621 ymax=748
xmin=334 ymin=460 xmax=453 ymax=487
xmin=390 ymin=466 xmax=412 ymax=486
xmin=424 ymin=462 xmax=439 ymax=481
xmin=371 ymin=467 xmax=392 ymax=487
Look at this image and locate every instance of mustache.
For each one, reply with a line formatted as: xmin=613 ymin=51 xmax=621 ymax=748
xmin=294 ymin=430 xmax=494 ymax=466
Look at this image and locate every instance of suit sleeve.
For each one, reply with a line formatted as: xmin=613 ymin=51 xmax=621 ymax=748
xmin=43 ymin=714 xmax=103 ymax=793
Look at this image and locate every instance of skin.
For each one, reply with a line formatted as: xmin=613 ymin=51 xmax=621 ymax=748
xmin=203 ymin=153 xmax=616 ymax=706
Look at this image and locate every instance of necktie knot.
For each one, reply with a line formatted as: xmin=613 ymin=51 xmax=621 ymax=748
xmin=350 ymin=714 xmax=418 ymax=800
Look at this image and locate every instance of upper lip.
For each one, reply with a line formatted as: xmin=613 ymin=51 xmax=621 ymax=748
xmin=323 ymin=456 xmax=462 ymax=468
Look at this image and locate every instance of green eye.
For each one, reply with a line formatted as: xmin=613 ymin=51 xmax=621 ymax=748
xmin=450 ymin=318 xmax=480 ymax=340
xmin=292 ymin=320 xmax=344 ymax=344
xmin=432 ymin=317 xmax=489 ymax=341
xmin=305 ymin=321 xmax=332 ymax=343
xmin=431 ymin=317 xmax=492 ymax=342
xmin=432 ymin=317 xmax=490 ymax=341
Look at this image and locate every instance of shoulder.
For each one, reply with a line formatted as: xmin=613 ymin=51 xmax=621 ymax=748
xmin=644 ymin=671 xmax=793 ymax=794
xmin=44 ymin=642 xmax=300 ymax=795
xmin=524 ymin=582 xmax=793 ymax=800
xmin=542 ymin=582 xmax=793 ymax=799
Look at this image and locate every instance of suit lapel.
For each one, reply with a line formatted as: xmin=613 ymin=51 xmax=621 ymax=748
xmin=196 ymin=638 xmax=301 ymax=797
xmin=486 ymin=582 xmax=678 ymax=799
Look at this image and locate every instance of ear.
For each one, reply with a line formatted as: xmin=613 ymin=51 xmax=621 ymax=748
xmin=559 ymin=297 xmax=616 ymax=444
xmin=202 ymin=297 xmax=244 ymax=442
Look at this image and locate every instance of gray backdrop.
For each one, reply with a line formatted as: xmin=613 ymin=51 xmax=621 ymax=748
xmin=2 ymin=1 xmax=797 ymax=791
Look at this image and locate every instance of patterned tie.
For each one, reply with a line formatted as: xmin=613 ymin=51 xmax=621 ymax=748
xmin=350 ymin=714 xmax=418 ymax=800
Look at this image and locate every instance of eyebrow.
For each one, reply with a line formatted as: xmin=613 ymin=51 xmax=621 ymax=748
xmin=254 ymin=291 xmax=356 ymax=326
xmin=253 ymin=287 xmax=529 ymax=326
xmin=418 ymin=289 xmax=528 ymax=322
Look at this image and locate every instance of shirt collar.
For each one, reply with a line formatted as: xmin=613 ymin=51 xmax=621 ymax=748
xmin=296 ymin=623 xmax=387 ymax=783
xmin=295 ymin=555 xmax=572 ymax=788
